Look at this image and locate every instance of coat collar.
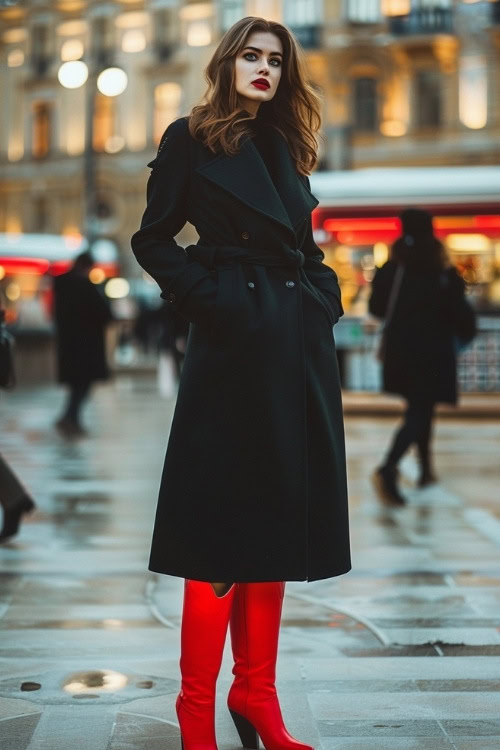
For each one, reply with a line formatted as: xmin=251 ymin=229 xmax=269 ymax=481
xmin=195 ymin=126 xmax=319 ymax=242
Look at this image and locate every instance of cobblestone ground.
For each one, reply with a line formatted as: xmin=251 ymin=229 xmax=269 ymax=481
xmin=1 ymin=376 xmax=499 ymax=750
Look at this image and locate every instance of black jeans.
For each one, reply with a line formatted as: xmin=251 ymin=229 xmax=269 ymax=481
xmin=61 ymin=381 xmax=92 ymax=426
xmin=385 ymin=398 xmax=435 ymax=473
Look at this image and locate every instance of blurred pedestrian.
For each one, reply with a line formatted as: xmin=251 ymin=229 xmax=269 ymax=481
xmin=369 ymin=208 xmax=476 ymax=505
xmin=0 ymin=308 xmax=35 ymax=541
xmin=53 ymin=251 xmax=113 ymax=437
xmin=0 ymin=454 xmax=35 ymax=542
xmin=131 ymin=17 xmax=349 ymax=750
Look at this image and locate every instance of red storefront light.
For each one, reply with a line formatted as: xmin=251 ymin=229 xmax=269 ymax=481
xmin=0 ymin=257 xmax=51 ymax=275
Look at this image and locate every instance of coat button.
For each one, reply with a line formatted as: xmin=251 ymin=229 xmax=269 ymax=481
xmin=241 ymin=231 xmax=250 ymax=240
xmin=247 ymin=281 xmax=255 ymax=289
xmin=167 ymin=291 xmax=176 ymax=303
xmin=285 ymin=280 xmax=295 ymax=289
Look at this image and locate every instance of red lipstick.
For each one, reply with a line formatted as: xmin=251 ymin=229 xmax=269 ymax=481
xmin=251 ymin=78 xmax=270 ymax=90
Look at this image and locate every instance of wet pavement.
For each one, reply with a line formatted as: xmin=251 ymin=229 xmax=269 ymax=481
xmin=1 ymin=376 xmax=499 ymax=750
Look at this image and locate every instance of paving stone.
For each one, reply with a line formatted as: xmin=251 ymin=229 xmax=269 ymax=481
xmin=448 ymin=740 xmax=500 ymax=749
xmin=1 ymin=379 xmax=499 ymax=749
xmin=320 ymin=740 xmax=453 ymax=750
xmin=310 ymin=692 xmax=500 ymax=720
xmin=0 ymin=713 xmax=41 ymax=750
xmin=317 ymin=719 xmax=446 ymax=737
xmin=440 ymin=719 xmax=500 ymax=735
xmin=109 ymin=712 xmax=179 ymax=750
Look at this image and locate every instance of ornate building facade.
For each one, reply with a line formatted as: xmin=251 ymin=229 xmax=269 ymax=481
xmin=1 ymin=0 xmax=499 ymax=273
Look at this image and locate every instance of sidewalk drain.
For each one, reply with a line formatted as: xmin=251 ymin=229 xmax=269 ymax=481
xmin=21 ymin=682 xmax=41 ymax=691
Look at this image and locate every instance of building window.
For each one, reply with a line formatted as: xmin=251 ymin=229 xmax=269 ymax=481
xmin=353 ymin=77 xmax=378 ymax=132
xmin=93 ymin=94 xmax=115 ymax=152
xmin=91 ymin=16 xmax=114 ymax=67
xmin=8 ymin=48 xmax=25 ymax=67
xmin=32 ymin=196 xmax=48 ymax=232
xmin=381 ymin=0 xmax=410 ymax=17
xmin=31 ymin=24 xmax=52 ymax=76
xmin=459 ymin=55 xmax=487 ymax=130
xmin=284 ymin=0 xmax=323 ymax=25
xmin=32 ymin=102 xmax=52 ymax=159
xmin=415 ymin=70 xmax=441 ymax=129
xmin=61 ymin=38 xmax=84 ymax=62
xmin=345 ymin=0 xmax=381 ymax=24
xmin=154 ymin=83 xmax=182 ymax=144
xmin=121 ymin=29 xmax=146 ymax=53
xmin=186 ymin=21 xmax=212 ymax=46
xmin=284 ymin=0 xmax=322 ymax=46
xmin=221 ymin=0 xmax=246 ymax=32
xmin=153 ymin=8 xmax=176 ymax=61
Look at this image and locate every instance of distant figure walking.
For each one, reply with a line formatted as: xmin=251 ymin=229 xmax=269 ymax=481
xmin=53 ymin=251 xmax=113 ymax=437
xmin=0 ymin=454 xmax=35 ymax=542
xmin=369 ymin=208 xmax=476 ymax=505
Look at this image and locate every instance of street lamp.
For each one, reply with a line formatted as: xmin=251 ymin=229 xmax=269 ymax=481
xmin=58 ymin=60 xmax=128 ymax=247
xmin=58 ymin=60 xmax=89 ymax=88
xmin=97 ymin=67 xmax=128 ymax=97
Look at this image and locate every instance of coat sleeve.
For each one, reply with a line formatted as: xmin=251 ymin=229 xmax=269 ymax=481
xmin=131 ymin=117 xmax=217 ymax=326
xmin=301 ymin=178 xmax=344 ymax=324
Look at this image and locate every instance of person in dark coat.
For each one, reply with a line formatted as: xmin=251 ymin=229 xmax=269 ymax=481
xmin=131 ymin=17 xmax=350 ymax=750
xmin=369 ymin=208 xmax=476 ymax=505
xmin=0 ymin=453 xmax=36 ymax=542
xmin=53 ymin=251 xmax=112 ymax=437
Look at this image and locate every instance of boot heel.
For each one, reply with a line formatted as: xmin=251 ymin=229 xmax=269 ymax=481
xmin=229 ymin=709 xmax=259 ymax=749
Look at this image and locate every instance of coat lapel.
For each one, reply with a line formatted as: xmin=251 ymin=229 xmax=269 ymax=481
xmin=195 ymin=127 xmax=319 ymax=243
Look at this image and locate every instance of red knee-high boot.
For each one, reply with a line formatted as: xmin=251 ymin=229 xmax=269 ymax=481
xmin=227 ymin=582 xmax=313 ymax=750
xmin=176 ymin=580 xmax=236 ymax=750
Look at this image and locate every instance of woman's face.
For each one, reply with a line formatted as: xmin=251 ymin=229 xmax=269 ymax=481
xmin=234 ymin=31 xmax=283 ymax=115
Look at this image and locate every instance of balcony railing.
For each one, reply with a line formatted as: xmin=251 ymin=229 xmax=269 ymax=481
xmin=388 ymin=7 xmax=453 ymax=35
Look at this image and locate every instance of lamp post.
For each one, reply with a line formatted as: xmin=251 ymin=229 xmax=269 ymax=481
xmin=58 ymin=60 xmax=128 ymax=249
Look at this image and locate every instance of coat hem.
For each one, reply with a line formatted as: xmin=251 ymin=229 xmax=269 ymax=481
xmin=147 ymin=562 xmax=352 ymax=583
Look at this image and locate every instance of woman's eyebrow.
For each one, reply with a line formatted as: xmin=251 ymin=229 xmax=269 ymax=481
xmin=243 ymin=46 xmax=283 ymax=57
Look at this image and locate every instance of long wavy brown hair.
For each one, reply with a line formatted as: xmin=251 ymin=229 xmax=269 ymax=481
xmin=188 ymin=17 xmax=322 ymax=175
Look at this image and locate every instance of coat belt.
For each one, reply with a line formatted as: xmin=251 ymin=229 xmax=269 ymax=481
xmin=187 ymin=244 xmax=305 ymax=270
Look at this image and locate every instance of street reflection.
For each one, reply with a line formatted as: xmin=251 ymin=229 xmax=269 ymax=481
xmin=63 ymin=669 xmax=128 ymax=694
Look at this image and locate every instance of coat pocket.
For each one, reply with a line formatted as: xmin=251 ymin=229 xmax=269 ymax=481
xmin=302 ymin=279 xmax=334 ymax=328
xmin=212 ymin=266 xmax=243 ymax=340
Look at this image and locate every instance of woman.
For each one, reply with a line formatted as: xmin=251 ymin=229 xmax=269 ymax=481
xmin=370 ymin=208 xmax=476 ymax=505
xmin=132 ymin=17 xmax=350 ymax=750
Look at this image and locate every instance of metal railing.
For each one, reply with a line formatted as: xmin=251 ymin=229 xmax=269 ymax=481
xmin=388 ymin=7 xmax=453 ymax=35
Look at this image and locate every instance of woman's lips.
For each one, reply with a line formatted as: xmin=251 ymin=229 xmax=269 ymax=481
xmin=251 ymin=81 xmax=270 ymax=90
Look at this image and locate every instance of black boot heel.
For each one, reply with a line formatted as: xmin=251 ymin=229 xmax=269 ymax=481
xmin=229 ymin=709 xmax=259 ymax=749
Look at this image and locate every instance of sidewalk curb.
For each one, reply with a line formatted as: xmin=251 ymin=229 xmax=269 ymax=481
xmin=342 ymin=393 xmax=500 ymax=418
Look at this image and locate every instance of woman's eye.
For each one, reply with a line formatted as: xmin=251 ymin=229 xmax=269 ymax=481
xmin=243 ymin=53 xmax=281 ymax=67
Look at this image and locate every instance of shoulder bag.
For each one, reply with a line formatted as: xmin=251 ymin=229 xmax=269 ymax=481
xmin=376 ymin=264 xmax=404 ymax=363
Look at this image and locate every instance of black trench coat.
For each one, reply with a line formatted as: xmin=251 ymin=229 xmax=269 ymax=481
xmin=131 ymin=117 xmax=351 ymax=582
xmin=369 ymin=260 xmax=475 ymax=404
xmin=53 ymin=271 xmax=112 ymax=385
